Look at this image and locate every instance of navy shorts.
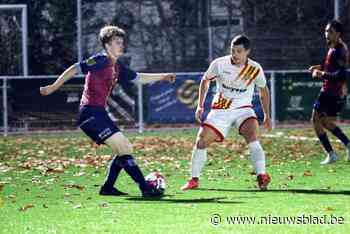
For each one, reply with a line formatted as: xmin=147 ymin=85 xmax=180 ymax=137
xmin=313 ymin=92 xmax=346 ymax=117
xmin=77 ymin=105 xmax=120 ymax=144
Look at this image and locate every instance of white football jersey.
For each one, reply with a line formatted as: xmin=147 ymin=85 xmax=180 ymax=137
xmin=204 ymin=55 xmax=266 ymax=109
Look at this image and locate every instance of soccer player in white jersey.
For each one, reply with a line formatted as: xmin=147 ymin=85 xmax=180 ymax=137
xmin=181 ymin=34 xmax=272 ymax=191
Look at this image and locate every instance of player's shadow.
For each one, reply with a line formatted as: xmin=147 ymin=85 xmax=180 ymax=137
xmin=197 ymin=188 xmax=350 ymax=196
xmin=125 ymin=196 xmax=244 ymax=204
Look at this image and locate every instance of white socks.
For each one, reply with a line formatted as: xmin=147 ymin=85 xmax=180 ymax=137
xmin=190 ymin=142 xmax=265 ymax=178
xmin=248 ymin=141 xmax=266 ymax=175
xmin=191 ymin=148 xmax=207 ymax=178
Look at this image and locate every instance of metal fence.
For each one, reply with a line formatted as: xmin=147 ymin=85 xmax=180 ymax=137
xmin=2 ymin=70 xmax=350 ymax=136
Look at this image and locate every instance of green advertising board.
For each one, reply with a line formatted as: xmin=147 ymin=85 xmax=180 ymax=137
xmin=275 ymin=72 xmax=350 ymax=122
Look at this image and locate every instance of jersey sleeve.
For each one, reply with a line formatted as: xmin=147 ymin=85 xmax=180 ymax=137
xmin=336 ymin=46 xmax=349 ymax=68
xmin=75 ymin=54 xmax=109 ymax=74
xmin=203 ymin=59 xmax=219 ymax=81
xmin=118 ymin=62 xmax=138 ymax=85
xmin=322 ymin=45 xmax=349 ymax=80
xmin=254 ymin=64 xmax=267 ymax=88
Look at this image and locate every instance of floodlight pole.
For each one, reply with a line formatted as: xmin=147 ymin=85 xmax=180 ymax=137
xmin=77 ymin=0 xmax=83 ymax=61
xmin=207 ymin=0 xmax=213 ymax=62
xmin=3 ymin=78 xmax=8 ymax=136
xmin=270 ymin=72 xmax=276 ymax=129
xmin=137 ymin=82 xmax=144 ymax=133
xmin=334 ymin=0 xmax=340 ymax=20
xmin=22 ymin=5 xmax=28 ymax=76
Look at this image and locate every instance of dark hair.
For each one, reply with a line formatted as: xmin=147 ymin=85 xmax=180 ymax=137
xmin=327 ymin=20 xmax=343 ymax=35
xmin=231 ymin=34 xmax=250 ymax=50
xmin=99 ymin=25 xmax=125 ymax=49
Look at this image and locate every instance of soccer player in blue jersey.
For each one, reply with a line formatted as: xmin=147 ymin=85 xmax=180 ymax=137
xmin=308 ymin=20 xmax=350 ymax=164
xmin=40 ymin=25 xmax=175 ymax=197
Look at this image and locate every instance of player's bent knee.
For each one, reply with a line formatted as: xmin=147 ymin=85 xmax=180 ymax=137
xmin=240 ymin=124 xmax=258 ymax=143
xmin=196 ymin=135 xmax=213 ymax=149
xmin=105 ymin=132 xmax=133 ymax=155
xmin=323 ymin=121 xmax=336 ymax=131
xmin=118 ymin=143 xmax=133 ymax=155
xmin=242 ymin=133 xmax=257 ymax=143
xmin=115 ymin=137 xmax=133 ymax=155
xmin=311 ymin=116 xmax=319 ymax=124
xmin=195 ymin=126 xmax=219 ymax=149
xmin=196 ymin=140 xmax=207 ymax=149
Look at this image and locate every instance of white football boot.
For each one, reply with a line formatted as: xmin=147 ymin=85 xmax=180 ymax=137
xmin=320 ymin=151 xmax=338 ymax=165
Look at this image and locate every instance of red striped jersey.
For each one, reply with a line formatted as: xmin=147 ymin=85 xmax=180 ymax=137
xmin=203 ymin=55 xmax=266 ymax=109
xmin=76 ymin=53 xmax=138 ymax=108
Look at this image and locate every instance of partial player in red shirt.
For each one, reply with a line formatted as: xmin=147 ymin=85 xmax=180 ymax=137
xmin=308 ymin=20 xmax=350 ymax=164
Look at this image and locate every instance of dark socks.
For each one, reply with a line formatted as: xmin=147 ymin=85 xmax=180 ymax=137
xmin=330 ymin=127 xmax=350 ymax=146
xmin=118 ymin=155 xmax=148 ymax=191
xmin=318 ymin=133 xmax=333 ymax=153
xmin=102 ymin=155 xmax=123 ymax=190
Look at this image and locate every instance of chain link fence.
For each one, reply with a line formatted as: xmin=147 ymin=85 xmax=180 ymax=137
xmin=1 ymin=1 xmax=350 ymax=135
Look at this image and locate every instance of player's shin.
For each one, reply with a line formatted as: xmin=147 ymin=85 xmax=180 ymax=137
xmin=118 ymin=155 xmax=148 ymax=191
xmin=330 ymin=127 xmax=350 ymax=146
xmin=191 ymin=148 xmax=207 ymax=178
xmin=248 ymin=141 xmax=266 ymax=175
xmin=102 ymin=155 xmax=123 ymax=189
xmin=318 ymin=133 xmax=334 ymax=153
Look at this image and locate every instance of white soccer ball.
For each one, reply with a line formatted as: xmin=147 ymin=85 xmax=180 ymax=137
xmin=145 ymin=172 xmax=166 ymax=194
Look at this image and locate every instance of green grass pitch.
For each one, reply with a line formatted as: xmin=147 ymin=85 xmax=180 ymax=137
xmin=0 ymin=128 xmax=350 ymax=233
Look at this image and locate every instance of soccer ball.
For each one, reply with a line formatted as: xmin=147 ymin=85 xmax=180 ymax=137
xmin=145 ymin=172 xmax=166 ymax=194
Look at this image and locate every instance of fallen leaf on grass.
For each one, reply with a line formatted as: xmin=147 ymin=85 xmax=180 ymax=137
xmin=73 ymin=204 xmax=82 ymax=209
xmin=99 ymin=202 xmax=109 ymax=208
xmin=325 ymin=207 xmax=335 ymax=212
xmin=64 ymin=184 xmax=85 ymax=191
xmin=303 ymin=170 xmax=312 ymax=176
xmin=0 ymin=165 xmax=12 ymax=173
xmin=74 ymin=172 xmax=85 ymax=177
xmin=46 ymin=167 xmax=65 ymax=173
xmin=223 ymin=156 xmax=232 ymax=162
xmin=8 ymin=194 xmax=16 ymax=203
xmin=19 ymin=204 xmax=34 ymax=211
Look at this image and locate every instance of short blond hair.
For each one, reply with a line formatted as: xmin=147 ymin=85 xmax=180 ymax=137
xmin=99 ymin=25 xmax=125 ymax=49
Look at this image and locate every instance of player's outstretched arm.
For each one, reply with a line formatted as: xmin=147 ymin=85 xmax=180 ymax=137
xmin=136 ymin=73 xmax=176 ymax=84
xmin=259 ymin=86 xmax=272 ymax=131
xmin=40 ymin=65 xmax=78 ymax=96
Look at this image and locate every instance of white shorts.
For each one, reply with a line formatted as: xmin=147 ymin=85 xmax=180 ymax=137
xmin=202 ymin=107 xmax=257 ymax=142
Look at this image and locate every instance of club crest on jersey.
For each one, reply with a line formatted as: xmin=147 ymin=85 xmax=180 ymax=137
xmin=235 ymin=64 xmax=260 ymax=86
xmin=86 ymin=58 xmax=97 ymax=66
